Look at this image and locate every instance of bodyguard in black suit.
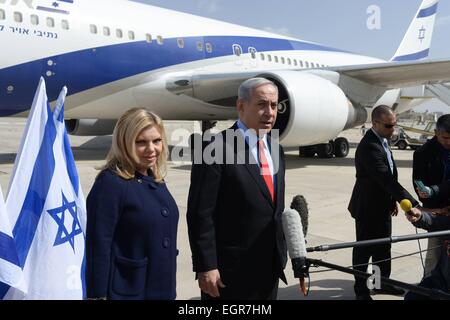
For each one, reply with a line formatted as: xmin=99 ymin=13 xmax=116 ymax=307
xmin=187 ymin=78 xmax=287 ymax=300
xmin=348 ymin=105 xmax=418 ymax=300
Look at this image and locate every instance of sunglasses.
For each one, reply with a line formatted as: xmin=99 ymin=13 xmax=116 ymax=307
xmin=376 ymin=121 xmax=396 ymax=129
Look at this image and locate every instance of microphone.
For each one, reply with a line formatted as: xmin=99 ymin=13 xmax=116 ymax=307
xmin=400 ymin=199 xmax=413 ymax=215
xmin=290 ymin=195 xmax=308 ymax=237
xmin=282 ymin=208 xmax=309 ymax=296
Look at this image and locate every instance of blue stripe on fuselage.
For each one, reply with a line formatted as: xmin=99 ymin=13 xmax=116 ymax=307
xmin=0 ymin=35 xmax=347 ymax=116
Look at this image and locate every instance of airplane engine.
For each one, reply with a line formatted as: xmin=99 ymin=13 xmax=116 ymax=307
xmin=65 ymin=119 xmax=117 ymax=136
xmin=259 ymin=71 xmax=367 ymax=147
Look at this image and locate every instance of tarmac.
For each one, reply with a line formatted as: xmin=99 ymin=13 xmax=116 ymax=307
xmin=0 ymin=118 xmax=429 ymax=300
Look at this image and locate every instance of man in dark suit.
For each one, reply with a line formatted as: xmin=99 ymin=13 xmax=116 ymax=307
xmin=348 ymin=105 xmax=419 ymax=300
xmin=186 ymin=78 xmax=287 ymax=300
xmin=413 ymin=114 xmax=450 ymax=277
xmin=404 ymin=206 xmax=450 ymax=300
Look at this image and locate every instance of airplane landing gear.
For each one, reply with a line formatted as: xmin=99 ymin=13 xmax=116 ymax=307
xmin=333 ymin=137 xmax=349 ymax=158
xmin=298 ymin=137 xmax=350 ymax=158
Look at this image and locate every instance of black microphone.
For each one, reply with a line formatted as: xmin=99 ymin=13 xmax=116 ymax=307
xmin=282 ymin=208 xmax=309 ymax=295
xmin=290 ymin=195 xmax=308 ymax=238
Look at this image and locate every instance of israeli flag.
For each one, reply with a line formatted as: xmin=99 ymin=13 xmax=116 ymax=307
xmin=1 ymin=78 xmax=86 ymax=300
xmin=0 ymin=186 xmax=23 ymax=290
xmin=36 ymin=0 xmax=74 ymax=15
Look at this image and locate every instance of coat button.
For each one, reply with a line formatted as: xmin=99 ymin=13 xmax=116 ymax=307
xmin=161 ymin=208 xmax=169 ymax=217
xmin=163 ymin=238 xmax=170 ymax=248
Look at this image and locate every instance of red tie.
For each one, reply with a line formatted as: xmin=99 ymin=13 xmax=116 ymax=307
xmin=258 ymin=139 xmax=274 ymax=203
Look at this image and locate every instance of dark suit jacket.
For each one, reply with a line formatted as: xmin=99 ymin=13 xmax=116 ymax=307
xmin=413 ymin=137 xmax=450 ymax=208
xmin=187 ymin=123 xmax=287 ymax=298
xmin=348 ymin=129 xmax=418 ymax=221
xmin=86 ymin=169 xmax=179 ymax=300
xmin=413 ymin=212 xmax=450 ymax=291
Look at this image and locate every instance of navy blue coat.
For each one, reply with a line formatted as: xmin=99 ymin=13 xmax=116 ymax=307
xmin=86 ymin=169 xmax=179 ymax=300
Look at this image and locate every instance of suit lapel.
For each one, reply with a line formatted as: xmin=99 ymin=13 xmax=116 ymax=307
xmin=368 ymin=129 xmax=397 ymax=178
xmin=231 ymin=123 xmax=275 ymax=208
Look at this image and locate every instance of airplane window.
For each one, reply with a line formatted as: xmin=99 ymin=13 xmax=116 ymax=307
xmin=293 ymin=60 xmax=297 ymax=66
xmin=206 ymin=43 xmax=213 ymax=53
xmin=157 ymin=35 xmax=164 ymax=45
xmin=14 ymin=12 xmax=23 ymax=23
xmin=274 ymin=56 xmax=279 ymax=63
xmin=232 ymin=44 xmax=242 ymax=56
xmin=305 ymin=61 xmax=309 ymax=68
xmin=267 ymin=55 xmax=272 ymax=62
xmin=260 ymin=53 xmax=265 ymax=61
xmin=30 ymin=14 xmax=39 ymax=25
xmin=90 ymin=24 xmax=98 ymax=34
xmin=46 ymin=17 xmax=54 ymax=28
xmin=145 ymin=34 xmax=152 ymax=43
xmin=61 ymin=19 xmax=69 ymax=30
xmin=197 ymin=41 xmax=204 ymax=51
xmin=116 ymin=29 xmax=123 ymax=38
xmin=299 ymin=60 xmax=303 ymax=67
xmin=0 ymin=9 xmax=4 ymax=20
xmin=128 ymin=31 xmax=135 ymax=40
xmin=287 ymin=58 xmax=291 ymax=65
xmin=103 ymin=26 xmax=110 ymax=36
xmin=281 ymin=57 xmax=285 ymax=64
xmin=177 ymin=38 xmax=184 ymax=48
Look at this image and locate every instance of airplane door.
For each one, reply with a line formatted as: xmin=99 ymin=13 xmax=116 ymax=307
xmin=194 ymin=38 xmax=206 ymax=71
xmin=232 ymin=44 xmax=244 ymax=67
xmin=248 ymin=47 xmax=258 ymax=68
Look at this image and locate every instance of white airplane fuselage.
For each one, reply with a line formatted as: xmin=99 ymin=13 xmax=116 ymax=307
xmin=0 ymin=0 xmax=440 ymax=147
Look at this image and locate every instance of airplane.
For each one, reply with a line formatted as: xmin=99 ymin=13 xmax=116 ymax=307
xmin=0 ymin=0 xmax=449 ymax=158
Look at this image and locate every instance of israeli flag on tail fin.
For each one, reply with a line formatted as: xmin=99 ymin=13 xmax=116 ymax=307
xmin=1 ymin=78 xmax=86 ymax=300
xmin=391 ymin=0 xmax=439 ymax=61
xmin=0 ymin=186 xmax=23 ymax=291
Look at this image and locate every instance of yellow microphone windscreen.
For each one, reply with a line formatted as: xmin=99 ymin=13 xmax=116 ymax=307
xmin=400 ymin=199 xmax=412 ymax=212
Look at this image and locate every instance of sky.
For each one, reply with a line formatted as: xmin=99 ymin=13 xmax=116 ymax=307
xmin=131 ymin=0 xmax=450 ymax=112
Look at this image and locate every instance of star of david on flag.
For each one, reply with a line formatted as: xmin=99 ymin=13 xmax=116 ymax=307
xmin=0 ymin=78 xmax=86 ymax=300
xmin=47 ymin=192 xmax=82 ymax=251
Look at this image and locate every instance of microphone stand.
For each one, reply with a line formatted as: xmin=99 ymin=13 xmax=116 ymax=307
xmin=307 ymin=259 xmax=450 ymax=300
xmin=307 ymin=230 xmax=450 ymax=252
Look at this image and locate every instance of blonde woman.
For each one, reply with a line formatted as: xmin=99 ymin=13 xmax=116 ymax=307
xmin=86 ymin=108 xmax=179 ymax=300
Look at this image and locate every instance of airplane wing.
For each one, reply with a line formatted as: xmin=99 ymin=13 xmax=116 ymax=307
xmin=332 ymin=59 xmax=450 ymax=88
xmin=168 ymin=59 xmax=450 ymax=107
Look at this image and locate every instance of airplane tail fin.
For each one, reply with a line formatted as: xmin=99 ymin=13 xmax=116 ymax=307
xmin=390 ymin=0 xmax=438 ymax=62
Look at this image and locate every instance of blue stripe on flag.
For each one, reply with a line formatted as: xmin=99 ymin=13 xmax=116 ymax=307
xmin=0 ymin=232 xmax=20 ymax=266
xmin=64 ymin=132 xmax=79 ymax=196
xmin=0 ymin=281 xmax=10 ymax=299
xmin=417 ymin=3 xmax=438 ymax=18
xmin=13 ymin=103 xmax=57 ymax=268
xmin=57 ymin=104 xmax=80 ymax=196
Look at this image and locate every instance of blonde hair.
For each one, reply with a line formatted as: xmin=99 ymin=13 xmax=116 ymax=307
xmin=101 ymin=108 xmax=168 ymax=182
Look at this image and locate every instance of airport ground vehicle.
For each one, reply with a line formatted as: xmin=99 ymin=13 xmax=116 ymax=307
xmin=391 ymin=128 xmax=428 ymax=150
